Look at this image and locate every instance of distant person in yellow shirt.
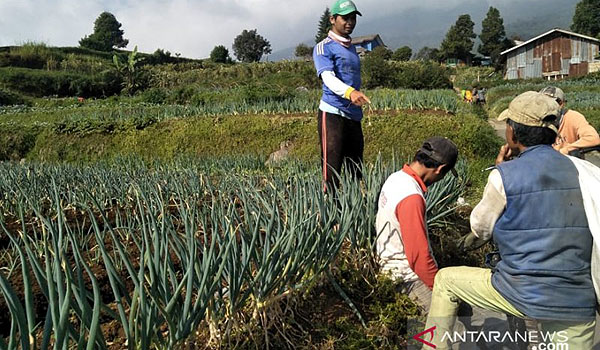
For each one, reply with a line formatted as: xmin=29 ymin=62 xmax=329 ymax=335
xmin=539 ymin=86 xmax=600 ymax=155
xmin=465 ymin=89 xmax=472 ymax=104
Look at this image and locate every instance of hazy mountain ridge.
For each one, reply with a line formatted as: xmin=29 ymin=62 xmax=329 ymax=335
xmin=270 ymin=0 xmax=578 ymax=61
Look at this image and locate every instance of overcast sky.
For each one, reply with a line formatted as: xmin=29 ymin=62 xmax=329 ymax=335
xmin=0 ymin=0 xmax=535 ymax=59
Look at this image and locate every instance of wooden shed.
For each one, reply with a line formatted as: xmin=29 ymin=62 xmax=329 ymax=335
xmin=501 ymin=28 xmax=600 ymax=80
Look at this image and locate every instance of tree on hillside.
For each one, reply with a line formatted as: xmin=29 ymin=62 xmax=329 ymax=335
xmin=79 ymin=12 xmax=129 ymax=52
xmin=571 ymin=0 xmax=600 ymax=38
xmin=210 ymin=45 xmax=232 ymax=63
xmin=232 ymin=29 xmax=272 ymax=63
xmin=370 ymin=46 xmax=393 ymax=60
xmin=295 ymin=43 xmax=313 ymax=60
xmin=315 ymin=8 xmax=331 ymax=43
xmin=479 ymin=7 xmax=513 ymax=69
xmin=439 ymin=14 xmax=476 ymax=63
xmin=147 ymin=48 xmax=174 ymax=64
xmin=414 ymin=47 xmax=440 ymax=61
xmin=510 ymin=34 xmax=523 ymax=42
xmin=392 ymin=46 xmax=412 ymax=61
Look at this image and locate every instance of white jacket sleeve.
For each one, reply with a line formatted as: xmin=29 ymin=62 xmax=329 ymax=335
xmin=469 ymin=169 xmax=506 ymax=242
xmin=567 ymin=156 xmax=600 ymax=309
xmin=321 ymin=70 xmax=354 ymax=99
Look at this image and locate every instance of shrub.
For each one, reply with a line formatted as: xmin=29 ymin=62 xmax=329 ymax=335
xmin=370 ymin=46 xmax=393 ymax=60
xmin=363 ymin=60 xmax=452 ymax=90
xmin=0 ymin=88 xmax=26 ymax=105
xmin=189 ymin=90 xmax=219 ymax=106
xmin=210 ymin=45 xmax=232 ymax=64
xmin=392 ymin=61 xmax=452 ymax=90
xmin=141 ymin=87 xmax=168 ymax=104
xmin=0 ymin=67 xmax=73 ymax=96
xmin=145 ymin=49 xmax=176 ymax=65
xmin=0 ymin=126 xmax=38 ymax=160
xmin=392 ymin=46 xmax=412 ymax=61
xmin=362 ymin=54 xmax=396 ymax=89
xmin=0 ymin=67 xmax=121 ymax=98
xmin=3 ymin=42 xmax=58 ymax=69
xmin=145 ymin=60 xmax=319 ymax=90
xmin=294 ymin=43 xmax=312 ymax=59
xmin=57 ymin=46 xmax=116 ymax=60
xmin=59 ymin=53 xmax=109 ymax=74
xmin=167 ymin=86 xmax=197 ymax=104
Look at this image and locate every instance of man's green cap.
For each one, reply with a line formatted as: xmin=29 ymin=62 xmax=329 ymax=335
xmin=331 ymin=0 xmax=362 ymax=16
xmin=498 ymin=91 xmax=560 ymax=133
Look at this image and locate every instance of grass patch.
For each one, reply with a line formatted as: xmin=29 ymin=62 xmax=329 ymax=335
xmin=0 ymin=125 xmax=39 ymax=160
xmin=582 ymin=109 xmax=600 ymax=130
xmin=24 ymin=110 xmax=500 ymax=163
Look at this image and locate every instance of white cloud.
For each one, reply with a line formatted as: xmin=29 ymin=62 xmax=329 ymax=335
xmin=117 ymin=0 xmax=327 ymax=58
xmin=0 ymin=0 xmax=528 ymax=58
xmin=0 ymin=0 xmax=104 ymax=46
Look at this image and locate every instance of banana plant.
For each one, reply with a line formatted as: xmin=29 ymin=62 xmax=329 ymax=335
xmin=113 ymin=45 xmax=142 ymax=95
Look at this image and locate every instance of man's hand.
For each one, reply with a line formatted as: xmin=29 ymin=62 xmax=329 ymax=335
xmin=495 ymin=144 xmax=513 ymax=165
xmin=456 ymin=232 xmax=488 ymax=251
xmin=350 ymin=90 xmax=371 ymax=106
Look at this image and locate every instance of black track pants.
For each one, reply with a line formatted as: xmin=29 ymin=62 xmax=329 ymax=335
xmin=317 ymin=110 xmax=364 ymax=192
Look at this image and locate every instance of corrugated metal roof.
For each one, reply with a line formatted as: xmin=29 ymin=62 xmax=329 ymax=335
xmin=501 ymin=28 xmax=600 ymax=56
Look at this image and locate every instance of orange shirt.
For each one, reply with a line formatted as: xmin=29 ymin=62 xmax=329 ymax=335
xmin=553 ymin=109 xmax=600 ymax=154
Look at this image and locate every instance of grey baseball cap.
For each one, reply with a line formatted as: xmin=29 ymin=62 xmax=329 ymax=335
xmin=539 ymin=86 xmax=566 ymax=103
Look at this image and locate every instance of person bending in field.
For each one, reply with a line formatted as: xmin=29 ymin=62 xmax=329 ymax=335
xmin=540 ymin=86 xmax=600 ymax=165
xmin=375 ymin=137 xmax=458 ymax=314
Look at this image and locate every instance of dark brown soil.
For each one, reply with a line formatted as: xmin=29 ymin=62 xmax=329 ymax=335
xmin=0 ymin=207 xmax=139 ymax=339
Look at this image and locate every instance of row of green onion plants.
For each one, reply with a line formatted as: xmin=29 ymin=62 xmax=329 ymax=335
xmin=0 ymin=156 xmax=466 ymax=349
xmin=485 ymin=78 xmax=600 ymax=108
xmin=0 ymin=89 xmax=458 ymax=126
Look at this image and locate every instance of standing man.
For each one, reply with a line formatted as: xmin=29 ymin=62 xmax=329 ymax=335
xmin=539 ymin=86 xmax=600 ymax=156
xmin=424 ymin=92 xmax=597 ymax=349
xmin=376 ymin=137 xmax=458 ymax=314
xmin=313 ymin=0 xmax=370 ymax=192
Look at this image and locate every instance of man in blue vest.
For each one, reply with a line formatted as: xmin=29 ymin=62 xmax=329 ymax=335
xmin=313 ymin=0 xmax=370 ymax=193
xmin=423 ymin=91 xmax=597 ymax=349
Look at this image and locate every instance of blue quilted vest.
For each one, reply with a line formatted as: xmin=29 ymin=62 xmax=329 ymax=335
xmin=492 ymin=145 xmax=596 ymax=321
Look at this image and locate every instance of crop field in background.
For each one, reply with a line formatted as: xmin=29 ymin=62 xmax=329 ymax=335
xmin=484 ymin=76 xmax=600 ymax=128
